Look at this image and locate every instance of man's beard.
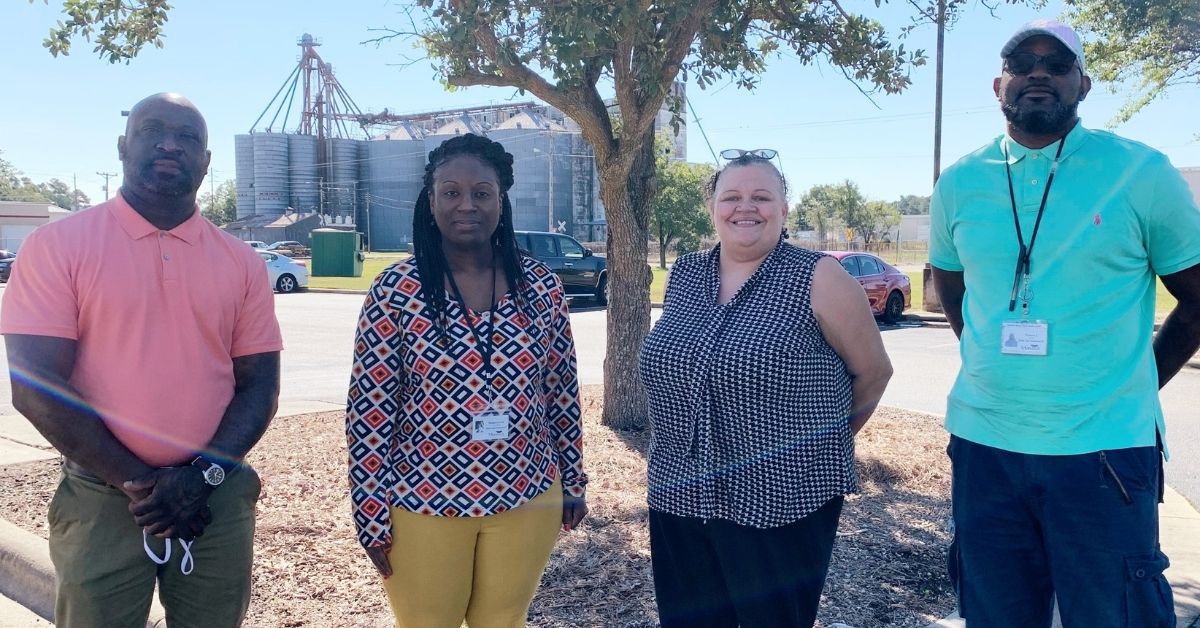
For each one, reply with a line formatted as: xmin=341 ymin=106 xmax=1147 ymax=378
xmin=137 ymin=163 xmax=196 ymax=198
xmin=1001 ymin=98 xmax=1078 ymax=136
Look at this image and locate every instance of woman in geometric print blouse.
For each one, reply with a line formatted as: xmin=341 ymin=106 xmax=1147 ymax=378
xmin=639 ymin=151 xmax=892 ymax=628
xmin=346 ymin=133 xmax=587 ymax=627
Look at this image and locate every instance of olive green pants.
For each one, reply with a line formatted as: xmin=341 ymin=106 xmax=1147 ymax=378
xmin=48 ymin=463 xmax=261 ymax=628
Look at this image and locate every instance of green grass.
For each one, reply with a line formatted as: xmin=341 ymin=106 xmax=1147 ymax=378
xmin=314 ymin=255 xmax=1179 ymax=322
xmin=905 ymin=270 xmax=1177 ymax=319
xmin=313 ymin=254 xmax=675 ymax=300
xmin=309 ymin=255 xmax=404 ymax=291
xmin=650 ymin=266 xmax=669 ymax=303
xmin=907 ymin=271 xmax=924 ymax=312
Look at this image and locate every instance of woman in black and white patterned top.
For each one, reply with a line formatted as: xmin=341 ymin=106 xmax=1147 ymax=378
xmin=639 ymin=151 xmax=893 ymax=628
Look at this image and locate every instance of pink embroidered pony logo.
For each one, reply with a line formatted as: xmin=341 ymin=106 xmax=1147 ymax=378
xmin=1093 ymin=213 xmax=1102 ymax=226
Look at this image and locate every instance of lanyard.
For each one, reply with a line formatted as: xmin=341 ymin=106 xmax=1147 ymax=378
xmin=1003 ymin=137 xmax=1065 ymax=314
xmin=445 ymin=263 xmax=498 ymax=390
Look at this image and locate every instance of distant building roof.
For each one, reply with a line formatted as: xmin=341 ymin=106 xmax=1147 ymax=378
xmin=433 ymin=115 xmax=487 ymax=136
xmin=375 ymin=121 xmax=426 ymax=141
xmin=223 ymin=211 xmax=319 ymax=230
xmin=494 ymin=109 xmax=567 ymax=131
xmin=0 ymin=200 xmax=70 ymax=218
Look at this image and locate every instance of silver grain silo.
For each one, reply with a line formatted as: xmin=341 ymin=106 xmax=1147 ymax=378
xmin=287 ymin=134 xmax=319 ymax=215
xmin=234 ymin=135 xmax=255 ymax=218
xmin=252 ymin=133 xmax=289 ymax=215
xmin=365 ymin=139 xmax=425 ymax=251
xmin=328 ymin=138 xmax=361 ymax=219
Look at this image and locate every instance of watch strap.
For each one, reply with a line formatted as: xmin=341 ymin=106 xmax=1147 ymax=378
xmin=190 ymin=455 xmax=228 ymax=487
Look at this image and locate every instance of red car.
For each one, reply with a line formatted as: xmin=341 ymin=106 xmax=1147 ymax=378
xmin=821 ymin=251 xmax=911 ymax=323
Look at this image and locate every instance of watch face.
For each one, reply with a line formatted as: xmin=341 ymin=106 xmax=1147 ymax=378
xmin=203 ymin=465 xmax=225 ymax=486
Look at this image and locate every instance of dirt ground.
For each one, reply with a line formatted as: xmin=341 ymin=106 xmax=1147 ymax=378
xmin=0 ymin=385 xmax=953 ymax=627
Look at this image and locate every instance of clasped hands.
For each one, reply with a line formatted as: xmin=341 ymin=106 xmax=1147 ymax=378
xmin=123 ymin=466 xmax=214 ymax=541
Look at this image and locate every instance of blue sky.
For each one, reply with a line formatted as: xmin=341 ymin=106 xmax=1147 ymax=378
xmin=3 ymin=1 xmax=1197 ymax=207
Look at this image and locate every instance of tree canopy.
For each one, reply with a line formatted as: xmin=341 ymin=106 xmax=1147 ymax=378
xmin=0 ymin=152 xmax=44 ymax=203
xmin=391 ymin=1 xmax=930 ymax=427
xmin=650 ymin=150 xmax=714 ymax=269
xmin=1 ymin=151 xmax=89 ymax=208
xmin=31 ymin=0 xmax=171 ymax=63
xmin=32 ymin=0 xmax=948 ymax=428
xmin=1067 ymin=0 xmax=1200 ymax=124
xmin=896 ymin=194 xmax=930 ymax=215
xmin=799 ymin=180 xmax=899 ymax=245
xmin=201 ymin=180 xmax=238 ymax=226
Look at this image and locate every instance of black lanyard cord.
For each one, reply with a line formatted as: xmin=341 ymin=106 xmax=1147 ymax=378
xmin=445 ymin=261 xmax=498 ymax=393
xmin=1003 ymin=137 xmax=1066 ymax=312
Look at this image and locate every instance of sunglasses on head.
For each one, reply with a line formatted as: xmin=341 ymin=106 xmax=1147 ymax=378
xmin=719 ymin=148 xmax=778 ymax=161
xmin=1004 ymin=52 xmax=1077 ymax=76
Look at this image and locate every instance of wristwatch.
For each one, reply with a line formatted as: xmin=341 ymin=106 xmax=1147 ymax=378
xmin=190 ymin=455 xmax=227 ymax=488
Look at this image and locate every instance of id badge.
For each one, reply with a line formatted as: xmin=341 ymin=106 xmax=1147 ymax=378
xmin=1000 ymin=320 xmax=1049 ymax=356
xmin=470 ymin=407 xmax=510 ymax=442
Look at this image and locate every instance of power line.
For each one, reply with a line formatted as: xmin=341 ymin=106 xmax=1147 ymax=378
xmin=96 ymin=171 xmax=117 ymax=201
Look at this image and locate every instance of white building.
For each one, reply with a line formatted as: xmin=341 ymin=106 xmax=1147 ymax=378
xmin=0 ymin=201 xmax=71 ymax=252
xmin=1181 ymin=167 xmax=1200 ymax=207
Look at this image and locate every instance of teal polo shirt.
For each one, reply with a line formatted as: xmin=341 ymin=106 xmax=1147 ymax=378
xmin=930 ymin=121 xmax=1200 ymax=456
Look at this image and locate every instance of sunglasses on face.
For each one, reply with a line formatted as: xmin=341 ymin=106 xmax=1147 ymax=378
xmin=1004 ymin=52 xmax=1077 ymax=76
xmin=719 ymin=148 xmax=778 ymax=160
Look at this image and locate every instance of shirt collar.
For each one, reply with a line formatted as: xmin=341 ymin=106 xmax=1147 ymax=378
xmin=705 ymin=233 xmax=787 ymax=304
xmin=1002 ymin=118 xmax=1089 ymax=165
xmin=106 ymin=191 xmax=204 ymax=245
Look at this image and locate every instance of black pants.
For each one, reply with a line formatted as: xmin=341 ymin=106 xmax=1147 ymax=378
xmin=649 ymin=496 xmax=844 ymax=628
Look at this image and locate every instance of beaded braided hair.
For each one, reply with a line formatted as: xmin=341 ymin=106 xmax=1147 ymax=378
xmin=411 ymin=133 xmax=529 ymax=338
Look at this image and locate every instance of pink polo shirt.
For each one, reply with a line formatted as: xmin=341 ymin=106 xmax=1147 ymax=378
xmin=0 ymin=195 xmax=283 ymax=467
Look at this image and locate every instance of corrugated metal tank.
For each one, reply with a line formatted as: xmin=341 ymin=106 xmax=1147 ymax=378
xmin=327 ymin=138 xmax=361 ymax=218
xmin=252 ymin=133 xmax=289 ymax=215
xmin=234 ymin=135 xmax=255 ymax=218
xmin=488 ymin=129 xmax=554 ymax=231
xmin=365 ymin=139 xmax=425 ymax=251
xmin=287 ymin=134 xmax=319 ymax=214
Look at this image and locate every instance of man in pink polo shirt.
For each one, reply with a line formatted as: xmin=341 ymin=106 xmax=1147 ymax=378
xmin=1 ymin=93 xmax=282 ymax=628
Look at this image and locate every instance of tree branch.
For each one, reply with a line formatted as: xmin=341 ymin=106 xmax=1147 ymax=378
xmin=617 ymin=1 xmax=720 ymax=151
xmin=828 ymin=0 xmax=854 ymax=21
xmin=444 ymin=0 xmax=617 ymax=161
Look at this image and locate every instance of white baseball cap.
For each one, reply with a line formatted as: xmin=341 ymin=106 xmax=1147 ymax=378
xmin=1000 ymin=19 xmax=1086 ymax=74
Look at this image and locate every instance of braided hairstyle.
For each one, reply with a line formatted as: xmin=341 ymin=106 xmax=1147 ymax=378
xmin=412 ymin=133 xmax=528 ymax=338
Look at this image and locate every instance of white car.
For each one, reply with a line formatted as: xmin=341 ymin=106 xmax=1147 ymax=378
xmin=245 ymin=240 xmax=268 ymax=249
xmin=259 ymin=251 xmax=309 ymax=293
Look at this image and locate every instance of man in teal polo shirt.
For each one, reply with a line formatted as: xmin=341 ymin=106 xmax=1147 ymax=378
xmin=931 ymin=19 xmax=1200 ymax=627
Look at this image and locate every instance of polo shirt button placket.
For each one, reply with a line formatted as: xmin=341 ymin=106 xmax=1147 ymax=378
xmin=158 ymin=232 xmax=177 ymax=281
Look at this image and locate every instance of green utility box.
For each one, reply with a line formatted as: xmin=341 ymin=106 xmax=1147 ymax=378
xmin=311 ymin=228 xmax=364 ymax=277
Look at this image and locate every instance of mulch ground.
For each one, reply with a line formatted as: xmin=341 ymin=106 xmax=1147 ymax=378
xmin=0 ymin=385 xmax=953 ymax=627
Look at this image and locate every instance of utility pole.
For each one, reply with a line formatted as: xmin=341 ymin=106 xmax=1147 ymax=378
xmin=72 ymin=173 xmax=78 ymax=210
xmin=97 ymin=171 xmax=117 ymax=201
xmin=933 ymin=0 xmax=946 ymax=185
xmin=547 ymin=132 xmax=555 ymax=232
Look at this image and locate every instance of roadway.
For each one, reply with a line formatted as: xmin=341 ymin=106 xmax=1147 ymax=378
xmin=0 ymin=290 xmax=1196 ymax=507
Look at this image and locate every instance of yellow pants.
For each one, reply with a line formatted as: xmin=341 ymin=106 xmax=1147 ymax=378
xmin=382 ymin=479 xmax=563 ymax=628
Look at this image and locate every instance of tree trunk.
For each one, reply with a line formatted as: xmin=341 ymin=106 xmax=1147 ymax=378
xmin=658 ymin=234 xmax=668 ymax=270
xmin=600 ymin=129 xmax=656 ymax=430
